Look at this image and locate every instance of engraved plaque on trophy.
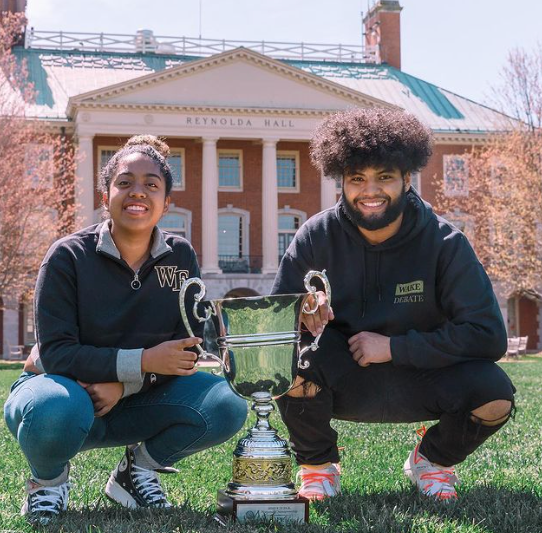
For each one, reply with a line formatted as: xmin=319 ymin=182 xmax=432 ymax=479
xmin=179 ymin=271 xmax=331 ymax=524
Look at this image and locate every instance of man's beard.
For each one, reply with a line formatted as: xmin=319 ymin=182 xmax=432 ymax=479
xmin=341 ymin=183 xmax=408 ymax=231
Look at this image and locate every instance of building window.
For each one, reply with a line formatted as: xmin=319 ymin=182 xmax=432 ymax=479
xmin=445 ymin=210 xmax=475 ymax=243
xmin=158 ymin=205 xmax=191 ymax=240
xmin=490 ymin=157 xmax=507 ymax=198
xmin=99 ymin=147 xmax=119 ymax=172
xmin=277 ymin=151 xmax=300 ymax=191
xmin=536 ymin=221 xmax=542 ymax=257
xmin=25 ymin=144 xmax=54 ymax=188
xmin=443 ymin=155 xmax=469 ymax=196
xmin=278 ymin=209 xmax=306 ymax=259
xmin=218 ymin=150 xmax=243 ymax=190
xmin=410 ymin=171 xmax=421 ymax=194
xmin=100 ymin=146 xmax=184 ymax=190
xmin=23 ymin=301 xmax=35 ymax=345
xmin=169 ymin=149 xmax=185 ymax=190
xmin=218 ymin=207 xmax=250 ymax=272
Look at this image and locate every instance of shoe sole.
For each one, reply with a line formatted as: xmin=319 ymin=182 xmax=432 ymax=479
xmin=105 ymin=477 xmax=138 ymax=509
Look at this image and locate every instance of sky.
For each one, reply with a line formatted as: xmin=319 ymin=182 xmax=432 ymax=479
xmin=25 ymin=0 xmax=542 ymax=106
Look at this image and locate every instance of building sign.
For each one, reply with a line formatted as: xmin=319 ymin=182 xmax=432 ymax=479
xmin=185 ymin=116 xmax=296 ymax=129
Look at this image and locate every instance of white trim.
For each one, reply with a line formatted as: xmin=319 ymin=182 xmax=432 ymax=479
xmin=410 ymin=171 xmax=421 ymax=196
xmin=93 ymin=207 xmax=103 ymax=224
xmin=277 ymin=150 xmax=300 ymax=193
xmin=218 ymin=206 xmax=251 ymax=256
xmin=169 ymin=148 xmax=186 ymax=191
xmin=278 ymin=207 xmax=307 ymax=222
xmin=217 ymin=149 xmax=243 ymax=192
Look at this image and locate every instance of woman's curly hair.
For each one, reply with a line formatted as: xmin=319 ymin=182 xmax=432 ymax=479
xmin=310 ymin=107 xmax=433 ymax=181
xmin=98 ymin=135 xmax=173 ymax=196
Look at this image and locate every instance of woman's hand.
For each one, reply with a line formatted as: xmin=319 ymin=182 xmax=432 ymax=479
xmin=78 ymin=381 xmax=124 ymax=417
xmin=141 ymin=337 xmax=201 ymax=376
xmin=301 ymin=291 xmax=334 ymax=336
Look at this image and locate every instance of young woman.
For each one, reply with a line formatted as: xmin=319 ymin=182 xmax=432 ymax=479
xmin=3 ymin=136 xmax=247 ymax=525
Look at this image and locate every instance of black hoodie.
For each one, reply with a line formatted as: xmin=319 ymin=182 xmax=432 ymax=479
xmin=272 ymin=190 xmax=507 ymax=368
xmin=34 ymin=221 xmax=202 ymax=396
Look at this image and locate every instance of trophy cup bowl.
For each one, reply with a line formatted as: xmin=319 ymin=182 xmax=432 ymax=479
xmin=179 ymin=270 xmax=331 ymax=524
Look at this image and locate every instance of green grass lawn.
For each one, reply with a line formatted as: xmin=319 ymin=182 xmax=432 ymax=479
xmin=0 ymin=358 xmax=541 ymax=532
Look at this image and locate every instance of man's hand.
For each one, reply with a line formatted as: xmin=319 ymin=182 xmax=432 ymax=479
xmin=301 ymin=291 xmax=334 ymax=336
xmin=348 ymin=331 xmax=391 ymax=367
xmin=78 ymin=381 xmax=124 ymax=417
xmin=141 ymin=337 xmax=201 ymax=376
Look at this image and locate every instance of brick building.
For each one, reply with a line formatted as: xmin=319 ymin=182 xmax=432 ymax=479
xmin=1 ymin=0 xmax=540 ymax=355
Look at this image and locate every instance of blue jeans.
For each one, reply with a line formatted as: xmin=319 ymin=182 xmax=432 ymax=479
xmin=4 ymin=371 xmax=247 ymax=481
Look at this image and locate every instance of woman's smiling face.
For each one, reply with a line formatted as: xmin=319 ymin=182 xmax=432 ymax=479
xmin=104 ymin=152 xmax=169 ymax=236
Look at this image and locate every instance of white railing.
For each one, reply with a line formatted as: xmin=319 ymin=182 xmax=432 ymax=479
xmin=24 ymin=29 xmax=380 ymax=64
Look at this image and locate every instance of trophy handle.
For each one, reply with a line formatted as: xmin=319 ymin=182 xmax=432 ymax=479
xmin=298 ymin=270 xmax=332 ymax=369
xmin=179 ymin=277 xmax=225 ymax=374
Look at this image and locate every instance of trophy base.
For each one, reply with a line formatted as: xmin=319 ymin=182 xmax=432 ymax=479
xmin=216 ymin=490 xmax=309 ymax=524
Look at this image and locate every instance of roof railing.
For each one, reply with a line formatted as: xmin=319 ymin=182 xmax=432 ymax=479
xmin=24 ymin=28 xmax=380 ymax=64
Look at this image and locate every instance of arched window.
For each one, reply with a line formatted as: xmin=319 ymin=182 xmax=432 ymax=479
xmin=278 ymin=208 xmax=306 ymax=260
xmin=158 ymin=204 xmax=192 ymax=240
xmin=218 ymin=206 xmax=250 ymax=272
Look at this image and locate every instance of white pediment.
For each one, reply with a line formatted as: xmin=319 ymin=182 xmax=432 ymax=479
xmin=68 ymin=48 xmax=393 ymax=114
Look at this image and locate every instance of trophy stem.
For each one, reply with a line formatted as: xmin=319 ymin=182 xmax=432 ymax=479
xmin=252 ymin=392 xmax=275 ymax=433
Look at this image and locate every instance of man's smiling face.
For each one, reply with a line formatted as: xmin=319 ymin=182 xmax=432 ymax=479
xmin=342 ymin=165 xmax=410 ymax=232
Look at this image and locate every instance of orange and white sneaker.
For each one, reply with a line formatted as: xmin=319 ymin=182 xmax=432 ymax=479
xmin=297 ymin=463 xmax=341 ymax=500
xmin=403 ymin=444 xmax=459 ymax=501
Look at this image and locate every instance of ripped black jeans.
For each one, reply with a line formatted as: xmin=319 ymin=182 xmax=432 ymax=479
xmin=277 ymin=328 xmax=515 ymax=467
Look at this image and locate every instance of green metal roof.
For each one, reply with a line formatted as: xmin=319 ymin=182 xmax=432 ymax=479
xmin=288 ymin=60 xmax=464 ymax=120
xmin=12 ymin=46 xmax=507 ymax=132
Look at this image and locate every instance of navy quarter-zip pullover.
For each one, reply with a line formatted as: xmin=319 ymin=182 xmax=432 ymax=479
xmin=35 ymin=221 xmax=202 ymax=395
xmin=272 ymin=190 xmax=507 ymax=368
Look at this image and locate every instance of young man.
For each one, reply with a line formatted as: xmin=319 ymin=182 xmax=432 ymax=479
xmin=272 ymin=108 xmax=515 ymax=501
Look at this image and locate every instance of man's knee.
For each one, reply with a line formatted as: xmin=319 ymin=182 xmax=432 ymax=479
xmin=286 ymin=376 xmax=321 ymax=398
xmin=471 ymin=399 xmax=513 ymax=426
xmin=455 ymin=361 xmax=515 ymax=412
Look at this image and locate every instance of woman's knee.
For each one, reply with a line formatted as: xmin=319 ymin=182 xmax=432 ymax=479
xmin=6 ymin=375 xmax=94 ymax=449
xmin=205 ymin=381 xmax=247 ymax=442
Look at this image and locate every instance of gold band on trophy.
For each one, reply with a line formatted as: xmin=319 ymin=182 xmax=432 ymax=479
xmin=232 ymin=457 xmax=292 ymax=486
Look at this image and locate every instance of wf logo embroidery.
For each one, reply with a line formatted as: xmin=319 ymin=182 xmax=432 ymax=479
xmin=394 ymin=280 xmax=424 ymax=303
xmin=155 ymin=266 xmax=189 ymax=292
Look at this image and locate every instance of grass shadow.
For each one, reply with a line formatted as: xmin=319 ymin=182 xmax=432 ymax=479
xmin=316 ymin=485 xmax=542 ymax=533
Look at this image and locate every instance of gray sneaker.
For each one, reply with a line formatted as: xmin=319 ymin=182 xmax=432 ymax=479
xmin=403 ymin=444 xmax=459 ymax=501
xmin=105 ymin=447 xmax=172 ymax=509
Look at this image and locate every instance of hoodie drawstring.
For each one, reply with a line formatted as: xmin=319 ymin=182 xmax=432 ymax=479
xmin=361 ymin=247 xmax=367 ymax=318
xmin=376 ymin=252 xmax=382 ymax=302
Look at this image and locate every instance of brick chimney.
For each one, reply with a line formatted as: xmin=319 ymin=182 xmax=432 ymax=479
xmin=363 ymin=0 xmax=402 ymax=70
xmin=0 ymin=0 xmax=26 ymax=16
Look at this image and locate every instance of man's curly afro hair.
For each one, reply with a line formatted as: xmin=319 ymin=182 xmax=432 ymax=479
xmin=310 ymin=107 xmax=433 ymax=181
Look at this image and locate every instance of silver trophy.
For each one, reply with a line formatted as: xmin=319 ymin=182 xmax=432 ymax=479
xmin=179 ymin=271 xmax=331 ymax=524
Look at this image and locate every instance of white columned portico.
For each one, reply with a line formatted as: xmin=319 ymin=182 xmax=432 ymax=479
xmin=321 ymin=172 xmax=338 ymax=211
xmin=75 ymin=134 xmax=95 ymax=229
xmin=201 ymin=137 xmax=221 ymax=274
xmin=262 ymin=138 xmax=279 ymax=274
